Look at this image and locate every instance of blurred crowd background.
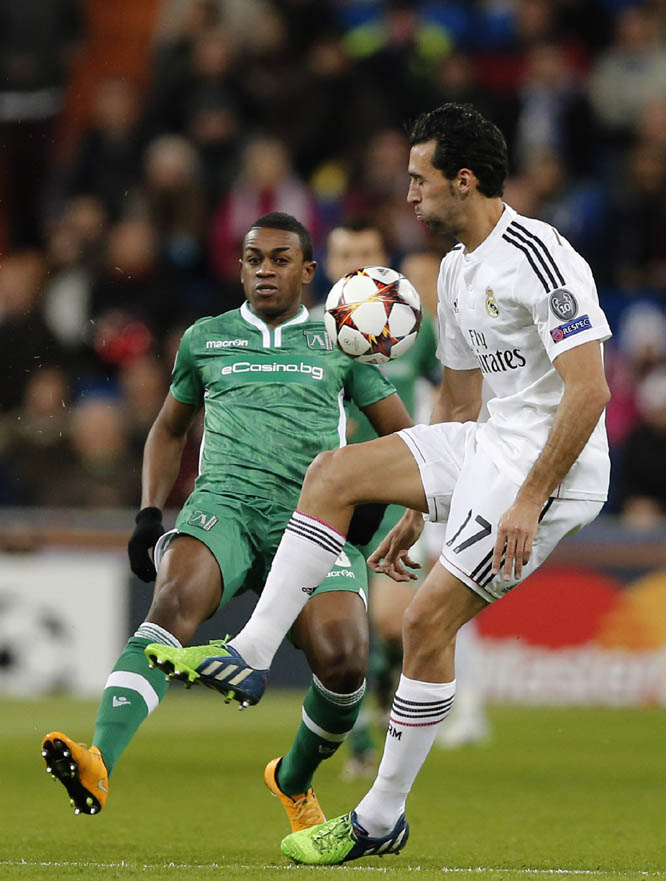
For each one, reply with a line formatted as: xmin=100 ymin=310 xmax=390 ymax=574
xmin=1 ymin=0 xmax=666 ymax=525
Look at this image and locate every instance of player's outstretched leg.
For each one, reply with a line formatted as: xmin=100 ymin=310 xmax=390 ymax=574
xmin=41 ymin=623 xmax=177 ymax=814
xmin=280 ymin=811 xmax=409 ymax=865
xmin=41 ymin=732 xmax=109 ymax=815
xmin=144 ymin=639 xmax=269 ymax=708
xmin=264 ymin=757 xmax=326 ymax=832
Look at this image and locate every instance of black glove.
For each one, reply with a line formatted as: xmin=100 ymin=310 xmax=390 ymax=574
xmin=128 ymin=507 xmax=165 ymax=582
xmin=347 ymin=502 xmax=388 ymax=548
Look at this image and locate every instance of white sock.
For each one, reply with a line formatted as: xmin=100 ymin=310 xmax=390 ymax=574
xmin=230 ymin=511 xmax=345 ymax=670
xmin=136 ymin=622 xmax=182 ymax=648
xmin=355 ymin=674 xmax=455 ymax=836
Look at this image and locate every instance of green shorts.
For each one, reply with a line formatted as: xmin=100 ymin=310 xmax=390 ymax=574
xmin=154 ymin=490 xmax=368 ymax=609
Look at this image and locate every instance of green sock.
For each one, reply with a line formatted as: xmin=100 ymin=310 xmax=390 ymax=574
xmin=347 ymin=707 xmax=376 ymax=756
xmin=371 ymin=636 xmax=403 ymax=713
xmin=92 ymin=631 xmax=172 ymax=775
xmin=277 ymin=676 xmax=365 ymax=796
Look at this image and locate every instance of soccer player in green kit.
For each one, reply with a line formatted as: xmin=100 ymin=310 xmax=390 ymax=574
xmin=41 ymin=212 xmax=412 ymax=833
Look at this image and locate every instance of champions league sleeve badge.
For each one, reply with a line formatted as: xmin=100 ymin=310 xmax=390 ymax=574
xmin=549 ymin=288 xmax=578 ymax=321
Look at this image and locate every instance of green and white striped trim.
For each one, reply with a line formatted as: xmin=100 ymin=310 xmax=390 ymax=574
xmin=135 ymin=623 xmax=181 ymax=648
xmin=104 ymin=671 xmax=160 ymax=714
xmin=312 ymin=674 xmax=366 ymax=706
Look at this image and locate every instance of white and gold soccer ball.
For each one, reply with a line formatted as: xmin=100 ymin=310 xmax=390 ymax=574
xmin=324 ymin=266 xmax=422 ymax=364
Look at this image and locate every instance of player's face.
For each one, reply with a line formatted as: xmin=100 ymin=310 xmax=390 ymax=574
xmin=407 ymin=140 xmax=466 ymax=237
xmin=325 ymin=228 xmax=388 ymax=282
xmin=240 ymin=228 xmax=316 ymax=324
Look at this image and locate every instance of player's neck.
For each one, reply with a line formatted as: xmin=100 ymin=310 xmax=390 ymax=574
xmin=250 ymin=302 xmax=304 ymax=328
xmin=459 ymin=198 xmax=504 ymax=253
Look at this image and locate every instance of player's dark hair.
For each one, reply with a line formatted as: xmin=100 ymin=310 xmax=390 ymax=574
xmin=332 ymin=216 xmax=387 ymax=244
xmin=409 ymin=103 xmax=508 ymax=197
xmin=249 ymin=212 xmax=313 ymax=261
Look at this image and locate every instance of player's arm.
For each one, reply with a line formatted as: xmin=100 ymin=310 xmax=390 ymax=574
xmin=362 ymin=392 xmax=413 ymax=436
xmin=492 ymin=339 xmax=610 ymax=581
xmin=431 ymin=366 xmax=483 ymax=425
xmin=128 ymin=393 xmax=201 ymax=582
xmin=141 ymin=393 xmax=201 ymax=508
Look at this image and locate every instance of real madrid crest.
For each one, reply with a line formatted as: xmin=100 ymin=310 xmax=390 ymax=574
xmin=485 ymin=288 xmax=499 ymax=318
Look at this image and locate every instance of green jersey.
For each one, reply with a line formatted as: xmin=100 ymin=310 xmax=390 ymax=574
xmin=170 ymin=302 xmax=396 ymax=508
xmin=348 ymin=311 xmax=440 ymax=444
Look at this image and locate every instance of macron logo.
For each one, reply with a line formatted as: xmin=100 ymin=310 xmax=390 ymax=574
xmin=206 ymin=339 xmax=248 ymax=349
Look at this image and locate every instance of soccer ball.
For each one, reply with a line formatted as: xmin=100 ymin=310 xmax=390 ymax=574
xmin=324 ymin=266 xmax=422 ymax=364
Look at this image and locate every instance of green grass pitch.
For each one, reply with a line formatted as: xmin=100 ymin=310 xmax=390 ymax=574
xmin=2 ymin=691 xmax=665 ymax=880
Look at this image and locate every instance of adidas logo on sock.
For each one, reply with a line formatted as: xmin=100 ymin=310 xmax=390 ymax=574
xmin=112 ymin=695 xmax=132 ymax=708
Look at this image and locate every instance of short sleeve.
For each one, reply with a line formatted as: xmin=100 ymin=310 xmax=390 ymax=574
xmin=170 ymin=325 xmax=205 ymax=405
xmin=514 ymin=248 xmax=612 ymax=362
xmin=346 ymin=360 xmax=396 ymax=410
xmin=436 ymin=299 xmax=478 ymax=371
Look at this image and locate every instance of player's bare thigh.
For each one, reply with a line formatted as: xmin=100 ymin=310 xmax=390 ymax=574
xmin=146 ymin=535 xmax=222 ymax=644
xmin=300 ymin=433 xmax=427 ymax=516
xmin=401 ymin=560 xmax=487 ymax=682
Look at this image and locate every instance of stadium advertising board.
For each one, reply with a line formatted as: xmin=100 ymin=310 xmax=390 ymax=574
xmin=0 ymin=552 xmax=127 ymax=696
xmin=476 ymin=524 xmax=666 ymax=706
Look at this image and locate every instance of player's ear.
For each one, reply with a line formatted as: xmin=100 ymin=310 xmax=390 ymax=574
xmin=302 ymin=259 xmax=317 ymax=284
xmin=457 ymin=168 xmax=477 ymax=195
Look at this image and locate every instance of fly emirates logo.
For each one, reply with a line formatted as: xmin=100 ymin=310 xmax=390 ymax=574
xmin=468 ymin=328 xmax=526 ymax=375
xmin=221 ymin=361 xmax=324 ymax=381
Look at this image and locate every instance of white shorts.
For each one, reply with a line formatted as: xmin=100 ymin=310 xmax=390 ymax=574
xmin=398 ymin=423 xmax=604 ymax=603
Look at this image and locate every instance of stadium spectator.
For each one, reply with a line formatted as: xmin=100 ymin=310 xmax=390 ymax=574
xmin=57 ymin=396 xmax=141 ymax=508
xmin=619 ymin=367 xmax=666 ymax=527
xmin=343 ymin=0 xmax=452 ymax=130
xmin=343 ymin=128 xmax=437 ymax=256
xmin=511 ymin=42 xmax=601 ymax=178
xmin=117 ymin=353 xmax=170 ymax=461
xmin=62 ymin=77 xmax=144 ymax=221
xmin=0 ymin=0 xmax=84 ymax=248
xmin=209 ymin=135 xmax=319 ymax=289
xmin=605 ymin=301 xmax=666 ymax=450
xmin=0 ymin=252 xmax=61 ymax=414
xmin=0 ymin=366 xmax=71 ymax=506
xmin=89 ymin=217 xmax=177 ymax=353
xmin=41 ymin=197 xmax=108 ymax=358
xmin=607 ymin=139 xmax=666 ymax=293
xmin=137 ymin=135 xmax=216 ymax=315
xmin=588 ymin=5 xmax=666 ymax=142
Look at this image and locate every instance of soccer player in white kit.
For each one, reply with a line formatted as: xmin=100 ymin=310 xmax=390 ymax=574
xmin=174 ymin=103 xmax=613 ymax=863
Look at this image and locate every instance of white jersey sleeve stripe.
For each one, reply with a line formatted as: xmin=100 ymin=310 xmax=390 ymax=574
xmin=502 ymin=232 xmax=552 ymax=292
xmin=509 ymin=221 xmax=566 ymax=286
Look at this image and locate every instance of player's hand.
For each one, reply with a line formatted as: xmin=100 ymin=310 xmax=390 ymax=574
xmin=128 ymin=507 xmax=165 ymax=582
xmin=491 ymin=497 xmax=542 ymax=582
xmin=367 ymin=509 xmax=425 ymax=582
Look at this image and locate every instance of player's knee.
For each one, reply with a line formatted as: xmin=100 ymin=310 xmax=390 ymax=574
xmin=304 ymin=448 xmax=354 ymax=503
xmin=148 ymin=579 xmax=202 ymax=643
xmin=311 ymin=632 xmax=368 ymax=694
xmin=317 ymin=657 xmax=366 ymax=694
xmin=401 ymin=600 xmax=445 ymax=652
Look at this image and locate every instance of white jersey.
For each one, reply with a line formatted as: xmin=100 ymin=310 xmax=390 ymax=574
xmin=436 ymin=203 xmax=611 ymax=501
